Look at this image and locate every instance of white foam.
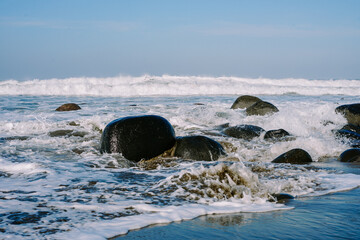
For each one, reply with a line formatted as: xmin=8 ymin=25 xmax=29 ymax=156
xmin=54 ymin=201 xmax=291 ymax=240
xmin=1 ymin=75 xmax=359 ymax=96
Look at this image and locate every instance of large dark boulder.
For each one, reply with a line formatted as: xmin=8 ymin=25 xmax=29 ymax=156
xmin=100 ymin=115 xmax=176 ymax=162
xmin=231 ymin=95 xmax=262 ymax=109
xmin=246 ymin=101 xmax=279 ymax=116
xmin=264 ymin=129 xmax=291 ymax=141
xmin=338 ymin=148 xmax=360 ymax=162
xmin=335 ymin=103 xmax=360 ymax=126
xmin=224 ymin=124 xmax=265 ymax=140
xmin=174 ymin=136 xmax=227 ymax=161
xmin=55 ymin=103 xmax=81 ymax=111
xmin=272 ymin=148 xmax=312 ymax=164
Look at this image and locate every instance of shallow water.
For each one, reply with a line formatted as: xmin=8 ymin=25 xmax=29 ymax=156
xmin=0 ymin=76 xmax=360 ymax=239
xmin=118 ymin=163 xmax=360 ymax=240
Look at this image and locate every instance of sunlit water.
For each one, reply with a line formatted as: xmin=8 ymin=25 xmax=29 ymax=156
xmin=0 ymin=76 xmax=360 ymax=239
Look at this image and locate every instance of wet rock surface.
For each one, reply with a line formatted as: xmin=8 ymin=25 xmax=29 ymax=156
xmin=224 ymin=125 xmax=265 ymax=140
xmin=231 ymin=95 xmax=262 ymax=109
xmin=100 ymin=115 xmax=176 ymax=162
xmin=272 ymin=148 xmax=312 ymax=164
xmin=55 ymin=103 xmax=81 ymax=111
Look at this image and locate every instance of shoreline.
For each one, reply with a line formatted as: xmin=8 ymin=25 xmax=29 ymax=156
xmin=114 ymin=186 xmax=360 ymax=240
xmin=115 ymin=162 xmax=360 ymax=240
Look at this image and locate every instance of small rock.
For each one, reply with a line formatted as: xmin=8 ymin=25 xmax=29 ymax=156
xmin=224 ymin=124 xmax=265 ymax=140
xmin=231 ymin=95 xmax=262 ymax=109
xmin=174 ymin=135 xmax=227 ymax=161
xmin=335 ymin=103 xmax=360 ymax=126
xmin=264 ymin=129 xmax=291 ymax=141
xmin=246 ymin=101 xmax=279 ymax=116
xmin=272 ymin=148 xmax=312 ymax=164
xmin=338 ymin=148 xmax=360 ymax=162
xmin=55 ymin=103 xmax=81 ymax=111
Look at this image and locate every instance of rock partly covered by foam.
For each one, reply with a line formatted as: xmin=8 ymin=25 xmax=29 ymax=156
xmin=264 ymin=129 xmax=292 ymax=141
xmin=100 ymin=115 xmax=176 ymax=162
xmin=333 ymin=124 xmax=360 ymax=148
xmin=335 ymin=103 xmax=360 ymax=126
xmin=246 ymin=101 xmax=279 ymax=116
xmin=223 ymin=124 xmax=265 ymax=140
xmin=55 ymin=103 xmax=81 ymax=111
xmin=174 ymin=135 xmax=227 ymax=161
xmin=231 ymin=95 xmax=262 ymax=109
xmin=272 ymin=148 xmax=312 ymax=164
xmin=338 ymin=148 xmax=360 ymax=162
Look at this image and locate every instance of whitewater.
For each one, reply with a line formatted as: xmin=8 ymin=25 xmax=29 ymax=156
xmin=1 ymin=75 xmax=360 ymax=96
xmin=0 ymin=75 xmax=360 ymax=239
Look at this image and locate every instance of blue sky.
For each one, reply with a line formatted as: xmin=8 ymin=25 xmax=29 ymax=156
xmin=0 ymin=0 xmax=359 ymax=80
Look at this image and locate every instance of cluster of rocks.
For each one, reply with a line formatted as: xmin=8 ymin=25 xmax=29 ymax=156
xmin=223 ymin=124 xmax=292 ymax=142
xmin=100 ymin=115 xmax=226 ymax=162
xmin=55 ymin=97 xmax=360 ymax=165
xmin=231 ymin=95 xmax=279 ymax=116
xmin=334 ymin=103 xmax=360 ymax=163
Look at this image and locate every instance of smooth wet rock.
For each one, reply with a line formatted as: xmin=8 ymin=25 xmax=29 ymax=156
xmin=335 ymin=103 xmax=360 ymax=126
xmin=231 ymin=95 xmax=262 ymax=109
xmin=271 ymin=193 xmax=295 ymax=203
xmin=48 ymin=130 xmax=88 ymax=138
xmin=55 ymin=103 xmax=81 ymax=111
xmin=246 ymin=101 xmax=279 ymax=116
xmin=100 ymin=115 xmax=176 ymax=162
xmin=224 ymin=125 xmax=265 ymax=140
xmin=334 ymin=129 xmax=360 ymax=141
xmin=338 ymin=148 xmax=360 ymax=162
xmin=264 ymin=129 xmax=291 ymax=141
xmin=272 ymin=148 xmax=312 ymax=164
xmin=340 ymin=124 xmax=360 ymax=134
xmin=48 ymin=130 xmax=74 ymax=137
xmin=173 ymin=135 xmax=227 ymax=161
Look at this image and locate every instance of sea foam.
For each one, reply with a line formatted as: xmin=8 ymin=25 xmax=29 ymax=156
xmin=1 ymin=75 xmax=359 ymax=96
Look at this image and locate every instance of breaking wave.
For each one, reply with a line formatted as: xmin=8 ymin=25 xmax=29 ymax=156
xmin=1 ymin=75 xmax=359 ymax=96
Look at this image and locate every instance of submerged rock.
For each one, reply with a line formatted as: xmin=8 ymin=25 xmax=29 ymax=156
xmin=224 ymin=124 xmax=265 ymax=140
xmin=230 ymin=95 xmax=262 ymax=109
xmin=264 ymin=129 xmax=291 ymax=141
xmin=272 ymin=148 xmax=312 ymax=164
xmin=335 ymin=103 xmax=360 ymax=126
xmin=246 ymin=101 xmax=279 ymax=116
xmin=100 ymin=115 xmax=176 ymax=162
xmin=174 ymin=135 xmax=227 ymax=161
xmin=338 ymin=148 xmax=360 ymax=162
xmin=270 ymin=193 xmax=295 ymax=203
xmin=55 ymin=103 xmax=81 ymax=111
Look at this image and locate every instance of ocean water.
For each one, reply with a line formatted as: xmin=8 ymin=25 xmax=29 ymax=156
xmin=0 ymin=75 xmax=360 ymax=239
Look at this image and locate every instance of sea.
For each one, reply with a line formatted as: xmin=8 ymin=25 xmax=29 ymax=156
xmin=0 ymin=75 xmax=359 ymax=239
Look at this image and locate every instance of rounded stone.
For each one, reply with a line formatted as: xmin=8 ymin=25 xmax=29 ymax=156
xmin=223 ymin=124 xmax=265 ymax=140
xmin=272 ymin=148 xmax=312 ymax=164
xmin=246 ymin=101 xmax=279 ymax=116
xmin=230 ymin=95 xmax=262 ymax=109
xmin=100 ymin=115 xmax=176 ymax=162
xmin=55 ymin=103 xmax=81 ymax=111
xmin=338 ymin=148 xmax=360 ymax=162
xmin=174 ymin=135 xmax=227 ymax=161
xmin=335 ymin=103 xmax=360 ymax=126
xmin=264 ymin=129 xmax=291 ymax=140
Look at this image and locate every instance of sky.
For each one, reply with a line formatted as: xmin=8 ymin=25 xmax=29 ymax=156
xmin=0 ymin=0 xmax=359 ymax=81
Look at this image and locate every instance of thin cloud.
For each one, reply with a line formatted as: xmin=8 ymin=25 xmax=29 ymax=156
xmin=0 ymin=18 xmax=137 ymax=32
xmin=186 ymin=22 xmax=360 ymax=38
